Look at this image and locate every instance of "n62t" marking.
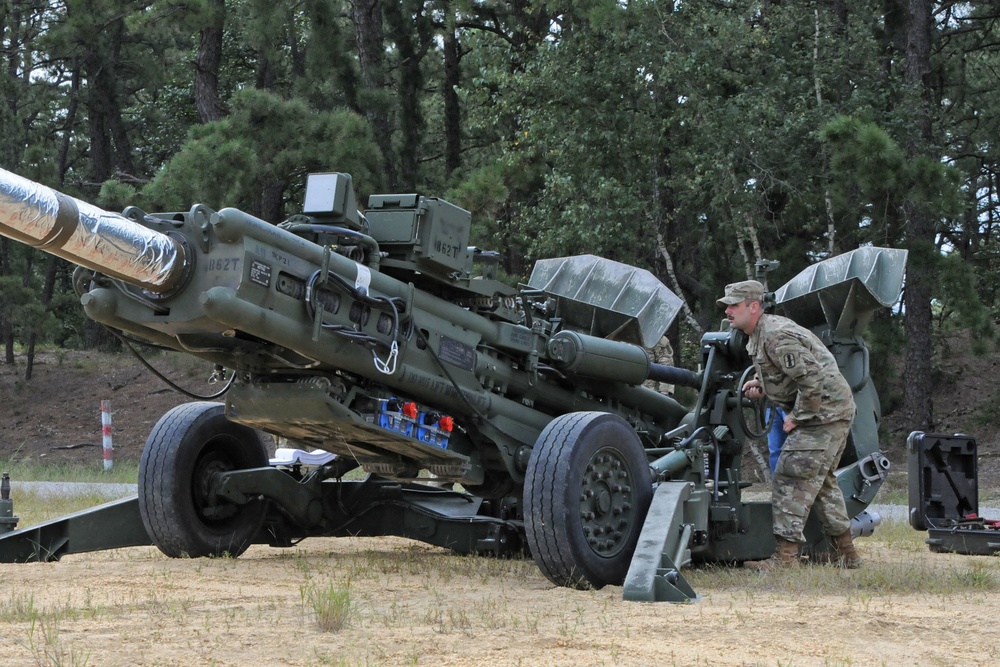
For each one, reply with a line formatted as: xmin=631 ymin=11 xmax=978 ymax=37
xmin=433 ymin=239 xmax=460 ymax=258
xmin=207 ymin=257 xmax=242 ymax=272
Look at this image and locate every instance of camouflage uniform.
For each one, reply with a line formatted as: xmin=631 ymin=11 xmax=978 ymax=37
xmin=747 ymin=313 xmax=855 ymax=543
xmin=643 ymin=335 xmax=675 ymax=394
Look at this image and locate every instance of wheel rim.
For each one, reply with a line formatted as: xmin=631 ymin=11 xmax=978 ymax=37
xmin=191 ymin=437 xmax=242 ymax=524
xmin=578 ymin=446 xmax=637 ymax=558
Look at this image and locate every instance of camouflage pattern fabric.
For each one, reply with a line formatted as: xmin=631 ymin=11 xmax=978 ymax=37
xmin=643 ymin=335 xmax=675 ymax=394
xmin=746 ymin=314 xmax=855 ymax=542
xmin=771 ymin=420 xmax=852 ymax=541
xmin=746 ymin=314 xmax=854 ymax=425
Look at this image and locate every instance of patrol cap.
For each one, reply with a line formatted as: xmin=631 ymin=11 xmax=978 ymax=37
xmin=717 ymin=280 xmax=765 ymax=306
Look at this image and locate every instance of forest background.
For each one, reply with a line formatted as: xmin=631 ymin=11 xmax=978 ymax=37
xmin=1 ymin=0 xmax=998 ymax=434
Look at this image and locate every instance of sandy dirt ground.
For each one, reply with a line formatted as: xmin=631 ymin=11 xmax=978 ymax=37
xmin=1 ymin=521 xmax=998 ymax=667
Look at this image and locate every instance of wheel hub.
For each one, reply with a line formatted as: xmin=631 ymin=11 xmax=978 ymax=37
xmin=193 ymin=449 xmax=237 ymax=521
xmin=579 ymin=448 xmax=634 ymax=557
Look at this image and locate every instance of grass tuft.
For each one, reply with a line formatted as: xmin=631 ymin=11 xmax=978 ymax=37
xmin=301 ymin=579 xmax=353 ymax=632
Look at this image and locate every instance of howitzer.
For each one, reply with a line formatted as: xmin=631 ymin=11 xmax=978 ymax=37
xmin=0 ymin=167 xmax=905 ymax=602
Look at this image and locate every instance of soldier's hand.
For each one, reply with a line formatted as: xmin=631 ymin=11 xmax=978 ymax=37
xmin=742 ymin=379 xmax=763 ymax=399
xmin=783 ymin=415 xmax=797 ymax=433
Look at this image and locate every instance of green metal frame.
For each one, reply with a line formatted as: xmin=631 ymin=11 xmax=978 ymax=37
xmin=0 ymin=476 xmax=523 ymax=563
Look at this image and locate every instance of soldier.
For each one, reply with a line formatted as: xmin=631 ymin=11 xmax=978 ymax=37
xmin=643 ymin=334 xmax=675 ymax=394
xmin=717 ymin=280 xmax=862 ymax=569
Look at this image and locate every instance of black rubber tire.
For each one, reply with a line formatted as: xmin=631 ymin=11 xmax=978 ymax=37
xmin=523 ymin=412 xmax=653 ymax=589
xmin=138 ymin=402 xmax=268 ymax=558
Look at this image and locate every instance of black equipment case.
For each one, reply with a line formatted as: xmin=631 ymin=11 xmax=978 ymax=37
xmin=907 ymin=432 xmax=1000 ymax=556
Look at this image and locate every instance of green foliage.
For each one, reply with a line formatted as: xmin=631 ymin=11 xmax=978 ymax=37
xmin=864 ymin=310 xmax=905 ymax=416
xmin=0 ymin=0 xmax=998 ymax=432
xmin=821 ymin=116 xmax=906 ymax=212
xmin=821 ymin=115 xmax=963 ymax=247
xmin=909 ymin=155 xmax=964 ymax=217
xmin=444 ymin=163 xmax=511 ymax=246
xmin=935 ymin=253 xmax=994 ymax=347
xmin=458 ymin=0 xmax=942 ymax=320
xmin=97 ymin=181 xmax=140 ymax=212
xmin=141 ymin=89 xmax=382 ymax=217
xmin=527 ymin=171 xmax=654 ymax=263
xmin=0 ymin=264 xmax=58 ymax=350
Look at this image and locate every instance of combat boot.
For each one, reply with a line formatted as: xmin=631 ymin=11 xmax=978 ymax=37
xmin=746 ymin=538 xmax=801 ymax=571
xmin=831 ymin=530 xmax=863 ymax=569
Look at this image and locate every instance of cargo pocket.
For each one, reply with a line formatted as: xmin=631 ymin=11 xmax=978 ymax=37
xmin=775 ymin=448 xmax=825 ymax=481
xmin=775 ymin=427 xmax=826 ymax=480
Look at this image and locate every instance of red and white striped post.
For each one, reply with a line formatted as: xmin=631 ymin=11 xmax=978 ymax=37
xmin=101 ymin=400 xmax=113 ymax=471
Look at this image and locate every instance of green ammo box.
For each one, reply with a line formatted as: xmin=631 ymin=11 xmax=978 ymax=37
xmin=366 ymin=194 xmax=471 ymax=276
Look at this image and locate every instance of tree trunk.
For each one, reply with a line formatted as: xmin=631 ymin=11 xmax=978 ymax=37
xmin=1 ymin=5 xmax=21 ymax=365
xmin=383 ymin=2 xmax=432 ymax=190
xmin=24 ymin=255 xmax=59 ymax=381
xmin=256 ymin=179 xmax=286 ymax=223
xmin=194 ymin=0 xmax=226 ymax=123
xmin=0 ymin=238 xmax=13 ymax=364
xmin=58 ymin=65 xmax=82 ymax=184
xmin=255 ymin=49 xmax=277 ymax=91
xmin=351 ymin=0 xmax=397 ymax=190
xmin=287 ymin=5 xmax=305 ymax=80
xmin=655 ymin=231 xmax=704 ymax=338
xmin=442 ymin=18 xmax=462 ymax=179
xmin=83 ymin=320 xmax=120 ymax=352
xmin=901 ymin=0 xmax=935 ymax=430
xmin=82 ymin=14 xmax=134 ymax=183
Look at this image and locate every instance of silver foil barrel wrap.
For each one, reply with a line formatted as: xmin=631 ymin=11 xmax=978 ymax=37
xmin=0 ymin=168 xmax=185 ymax=293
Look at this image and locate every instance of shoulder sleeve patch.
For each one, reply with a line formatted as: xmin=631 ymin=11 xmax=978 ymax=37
xmin=783 ymin=352 xmax=797 ymax=369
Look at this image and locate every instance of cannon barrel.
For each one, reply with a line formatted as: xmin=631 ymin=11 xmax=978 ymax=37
xmin=0 ymin=168 xmax=187 ymax=293
xmin=647 ymin=363 xmax=701 ymax=389
xmin=544 ymin=330 xmax=701 ymax=389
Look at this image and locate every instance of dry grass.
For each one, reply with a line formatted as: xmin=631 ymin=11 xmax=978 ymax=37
xmin=2 ymin=488 xmax=999 ymax=666
xmin=301 ymin=579 xmax=353 ymax=632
